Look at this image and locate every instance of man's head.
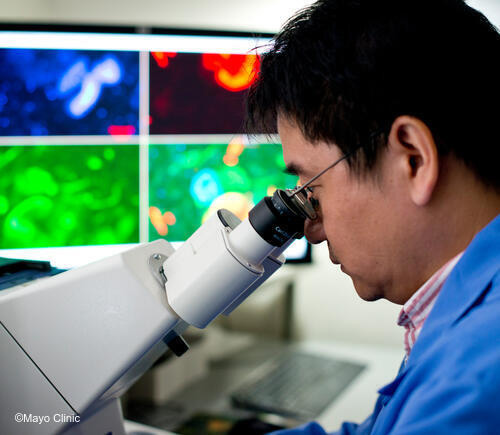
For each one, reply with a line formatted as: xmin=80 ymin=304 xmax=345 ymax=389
xmin=247 ymin=0 xmax=500 ymax=303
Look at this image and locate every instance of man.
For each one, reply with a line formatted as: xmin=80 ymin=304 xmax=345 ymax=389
xmin=245 ymin=0 xmax=500 ymax=433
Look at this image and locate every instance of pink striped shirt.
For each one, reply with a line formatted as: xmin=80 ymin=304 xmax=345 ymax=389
xmin=397 ymin=252 xmax=464 ymax=359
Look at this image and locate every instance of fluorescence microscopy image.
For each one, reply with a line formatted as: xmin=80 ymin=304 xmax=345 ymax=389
xmin=0 ymin=48 xmax=139 ymax=136
xmin=0 ymin=145 xmax=140 ymax=248
xmin=150 ymin=52 xmax=259 ymax=134
xmin=148 ymin=139 xmax=297 ymax=242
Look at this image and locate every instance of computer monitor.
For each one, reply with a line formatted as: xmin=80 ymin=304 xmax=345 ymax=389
xmin=0 ymin=24 xmax=310 ymax=268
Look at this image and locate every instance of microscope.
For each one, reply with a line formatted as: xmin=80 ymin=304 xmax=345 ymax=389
xmin=0 ymin=188 xmax=316 ymax=434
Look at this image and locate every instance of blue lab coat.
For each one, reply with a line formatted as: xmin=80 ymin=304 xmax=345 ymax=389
xmin=272 ymin=213 xmax=500 ymax=434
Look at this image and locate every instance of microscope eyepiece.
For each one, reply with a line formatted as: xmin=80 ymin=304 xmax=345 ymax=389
xmin=248 ymin=189 xmax=310 ymax=247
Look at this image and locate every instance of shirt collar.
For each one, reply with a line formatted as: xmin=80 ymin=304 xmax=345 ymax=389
xmin=398 ymin=252 xmax=464 ymax=330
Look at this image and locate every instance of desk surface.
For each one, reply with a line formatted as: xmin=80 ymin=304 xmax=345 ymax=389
xmin=125 ymin=329 xmax=403 ymax=433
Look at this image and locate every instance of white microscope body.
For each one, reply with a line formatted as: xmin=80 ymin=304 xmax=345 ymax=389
xmin=0 ymin=189 xmax=313 ymax=435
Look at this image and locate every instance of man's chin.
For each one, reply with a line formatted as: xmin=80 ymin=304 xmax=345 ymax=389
xmin=355 ymin=291 xmax=382 ymax=302
xmin=351 ymin=279 xmax=383 ymax=302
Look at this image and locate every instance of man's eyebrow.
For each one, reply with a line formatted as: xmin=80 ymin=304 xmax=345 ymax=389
xmin=284 ymin=163 xmax=302 ymax=176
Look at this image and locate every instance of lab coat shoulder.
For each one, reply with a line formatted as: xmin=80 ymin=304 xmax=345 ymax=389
xmin=372 ymin=272 xmax=500 ymax=434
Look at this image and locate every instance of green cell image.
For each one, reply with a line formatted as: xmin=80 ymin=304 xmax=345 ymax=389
xmin=149 ymin=141 xmax=297 ymax=242
xmin=0 ymin=145 xmax=140 ymax=248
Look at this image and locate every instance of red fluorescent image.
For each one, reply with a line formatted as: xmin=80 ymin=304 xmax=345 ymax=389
xmin=152 ymin=52 xmax=177 ymax=68
xmin=202 ymin=54 xmax=259 ymax=92
xmin=149 ymin=52 xmax=257 ymax=134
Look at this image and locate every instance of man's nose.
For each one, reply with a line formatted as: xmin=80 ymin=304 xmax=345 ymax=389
xmin=304 ymin=216 xmax=326 ymax=245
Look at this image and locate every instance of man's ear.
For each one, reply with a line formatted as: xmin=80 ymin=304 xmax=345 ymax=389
xmin=387 ymin=116 xmax=439 ymax=206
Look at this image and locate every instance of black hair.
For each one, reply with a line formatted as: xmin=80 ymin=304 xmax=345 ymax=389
xmin=246 ymin=0 xmax=500 ymax=188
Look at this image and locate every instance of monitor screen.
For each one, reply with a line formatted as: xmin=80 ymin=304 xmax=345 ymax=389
xmin=0 ymin=24 xmax=310 ymax=268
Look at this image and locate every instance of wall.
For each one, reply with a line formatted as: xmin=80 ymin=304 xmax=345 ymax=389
xmin=0 ymin=0 xmax=314 ymax=33
xmin=2 ymin=0 xmax=497 ymax=32
xmin=0 ymin=0 xmax=49 ymax=22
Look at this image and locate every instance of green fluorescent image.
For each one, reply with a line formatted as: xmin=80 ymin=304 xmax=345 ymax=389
xmin=149 ymin=141 xmax=297 ymax=242
xmin=0 ymin=145 xmax=140 ymax=248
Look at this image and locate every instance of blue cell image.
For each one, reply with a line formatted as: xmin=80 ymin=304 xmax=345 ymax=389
xmin=0 ymin=48 xmax=139 ymax=135
xmin=190 ymin=169 xmax=223 ymax=205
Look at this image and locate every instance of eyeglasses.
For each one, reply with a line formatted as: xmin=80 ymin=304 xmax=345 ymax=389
xmin=290 ymin=152 xmax=353 ymax=196
xmin=285 ymin=152 xmax=354 ymax=220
